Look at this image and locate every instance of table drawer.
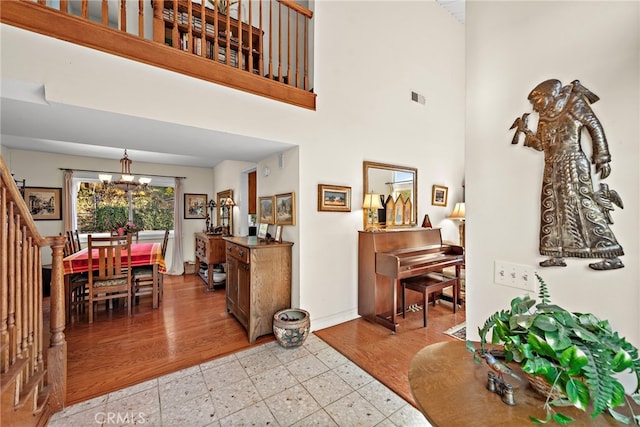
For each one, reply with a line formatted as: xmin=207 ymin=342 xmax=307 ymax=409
xmin=226 ymin=242 xmax=249 ymax=264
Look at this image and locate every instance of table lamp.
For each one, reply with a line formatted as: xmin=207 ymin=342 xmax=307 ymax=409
xmin=448 ymin=202 xmax=465 ymax=246
xmin=362 ymin=193 xmax=383 ymax=231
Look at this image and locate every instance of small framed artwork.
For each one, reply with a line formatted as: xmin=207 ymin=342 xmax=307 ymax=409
xmin=274 ymin=225 xmax=283 ymax=242
xmin=275 ymin=192 xmax=296 ymax=225
xmin=257 ymin=223 xmax=269 ymax=239
xmin=317 ymin=184 xmax=351 ymax=212
xmin=422 ymin=214 xmax=433 ymax=228
xmin=259 ymin=196 xmax=275 ymax=224
xmin=431 ymin=185 xmax=448 ymax=207
xmin=184 ymin=193 xmax=208 ymax=219
xmin=24 ymin=187 xmax=62 ymax=220
xmin=386 ymin=196 xmax=395 ymax=225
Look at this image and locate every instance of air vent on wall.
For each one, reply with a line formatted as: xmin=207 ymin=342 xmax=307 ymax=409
xmin=411 ymin=91 xmax=426 ymax=105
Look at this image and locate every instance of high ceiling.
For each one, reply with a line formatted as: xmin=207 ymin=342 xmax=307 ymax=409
xmin=1 ymin=1 xmax=463 ymax=168
xmin=1 ymin=78 xmax=293 ymax=168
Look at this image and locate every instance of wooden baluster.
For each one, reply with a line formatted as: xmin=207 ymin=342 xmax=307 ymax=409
xmin=258 ymin=0 xmax=264 ymax=76
xmin=187 ymin=0 xmax=193 ymax=55
xmin=0 ymin=187 xmax=7 ymax=373
xmin=35 ymin=246 xmax=43 ymax=367
xmin=7 ymin=202 xmax=16 ymax=366
xmin=102 ymin=0 xmax=109 ymax=26
xmin=247 ymin=0 xmax=253 ymax=73
xmin=14 ymin=213 xmax=23 ymax=361
xmin=238 ymin=0 xmax=243 ymax=70
xmin=21 ymin=227 xmax=29 ymax=366
xmin=81 ymin=0 xmax=88 ymax=19
xmin=138 ymin=0 xmax=144 ymax=38
xmin=268 ymin=0 xmax=273 ymax=79
xmin=172 ymin=0 xmax=179 ymax=50
xmin=295 ymin=10 xmax=299 ymax=88
xmin=226 ymin=8 xmax=231 ymax=67
xmin=277 ymin=1 xmax=282 ymax=82
xmin=120 ymin=0 xmax=127 ymax=32
xmin=200 ymin=0 xmax=206 ymax=58
xmin=27 ymin=235 xmax=34 ymax=378
xmin=286 ymin=7 xmax=291 ymax=85
xmin=152 ymin=0 xmax=164 ymax=44
xmin=213 ymin=2 xmax=219 ymax=63
xmin=60 ymin=0 xmax=68 ymax=13
xmin=304 ymin=17 xmax=309 ymax=90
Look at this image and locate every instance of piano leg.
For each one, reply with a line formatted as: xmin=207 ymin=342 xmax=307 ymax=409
xmin=374 ymin=277 xmax=399 ymax=333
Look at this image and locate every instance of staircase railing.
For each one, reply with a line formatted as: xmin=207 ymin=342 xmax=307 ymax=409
xmin=1 ymin=156 xmax=67 ymax=426
xmin=0 ymin=0 xmax=316 ymax=110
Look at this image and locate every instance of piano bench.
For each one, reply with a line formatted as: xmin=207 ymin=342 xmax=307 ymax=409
xmin=401 ymin=273 xmax=459 ymax=327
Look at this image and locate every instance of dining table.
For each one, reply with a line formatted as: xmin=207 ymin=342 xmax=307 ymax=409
xmin=62 ymin=242 xmax=167 ymax=318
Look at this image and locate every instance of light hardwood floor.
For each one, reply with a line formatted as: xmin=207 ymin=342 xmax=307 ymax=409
xmin=56 ymin=274 xmax=465 ymax=407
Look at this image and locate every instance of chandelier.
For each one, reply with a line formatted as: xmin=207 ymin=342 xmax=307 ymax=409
xmin=99 ymin=149 xmax=151 ymax=191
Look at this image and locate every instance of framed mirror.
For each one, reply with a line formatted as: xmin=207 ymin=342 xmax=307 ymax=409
xmin=363 ymin=161 xmax=417 ymax=229
xmin=216 ymin=189 xmax=234 ymax=235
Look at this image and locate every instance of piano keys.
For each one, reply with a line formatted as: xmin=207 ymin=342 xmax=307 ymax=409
xmin=358 ymin=228 xmax=464 ymax=332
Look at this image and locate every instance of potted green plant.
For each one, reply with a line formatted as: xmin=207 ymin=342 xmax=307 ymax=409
xmin=467 ymin=274 xmax=640 ymax=424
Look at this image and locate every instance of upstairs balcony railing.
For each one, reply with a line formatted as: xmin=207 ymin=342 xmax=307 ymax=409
xmin=1 ymin=0 xmax=316 ymax=110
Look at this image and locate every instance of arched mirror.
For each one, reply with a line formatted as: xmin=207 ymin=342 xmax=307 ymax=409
xmin=217 ymin=189 xmax=234 ymax=236
xmin=363 ymin=161 xmax=417 ymax=229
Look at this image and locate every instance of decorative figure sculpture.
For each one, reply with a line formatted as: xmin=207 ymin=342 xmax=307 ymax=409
xmin=511 ymin=79 xmax=624 ymax=270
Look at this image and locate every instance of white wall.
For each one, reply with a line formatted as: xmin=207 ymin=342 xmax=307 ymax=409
xmin=0 ymin=1 xmax=465 ymax=330
xmin=466 ymin=0 xmax=640 ymax=359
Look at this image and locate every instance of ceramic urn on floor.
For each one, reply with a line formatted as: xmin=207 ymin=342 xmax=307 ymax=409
xmin=273 ymin=308 xmax=310 ymax=348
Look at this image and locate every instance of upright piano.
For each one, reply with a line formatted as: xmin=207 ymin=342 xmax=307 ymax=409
xmin=358 ymin=228 xmax=464 ymax=332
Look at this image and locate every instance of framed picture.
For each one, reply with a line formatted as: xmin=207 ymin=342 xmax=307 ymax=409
xmin=317 ymin=184 xmax=351 ymax=212
xmin=257 ymin=223 xmax=269 ymax=239
xmin=274 ymin=225 xmax=283 ymax=242
xmin=259 ymin=196 xmax=275 ymax=224
xmin=24 ymin=187 xmax=62 ymax=220
xmin=432 ymin=185 xmax=448 ymax=207
xmin=275 ymin=192 xmax=296 ymax=225
xmin=422 ymin=214 xmax=433 ymax=228
xmin=184 ymin=193 xmax=207 ymax=219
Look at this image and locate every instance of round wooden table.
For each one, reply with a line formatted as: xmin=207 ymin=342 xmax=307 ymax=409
xmin=408 ymin=341 xmax=625 ymax=426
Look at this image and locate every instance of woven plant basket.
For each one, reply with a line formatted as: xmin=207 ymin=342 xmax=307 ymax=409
xmin=524 ymin=372 xmax=565 ymax=400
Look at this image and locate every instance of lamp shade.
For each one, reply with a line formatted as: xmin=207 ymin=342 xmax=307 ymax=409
xmin=362 ymin=193 xmax=382 ymax=210
xmin=448 ymin=202 xmax=465 ymax=220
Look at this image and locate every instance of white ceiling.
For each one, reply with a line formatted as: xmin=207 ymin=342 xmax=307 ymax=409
xmin=0 ymin=78 xmax=293 ymax=168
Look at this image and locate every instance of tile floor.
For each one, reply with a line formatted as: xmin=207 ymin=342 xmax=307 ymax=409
xmin=49 ymin=334 xmax=432 ymax=426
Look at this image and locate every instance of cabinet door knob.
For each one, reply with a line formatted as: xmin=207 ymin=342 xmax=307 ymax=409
xmin=238 ymin=250 xmax=244 ymax=257
xmin=243 ymin=264 xmax=249 ymax=271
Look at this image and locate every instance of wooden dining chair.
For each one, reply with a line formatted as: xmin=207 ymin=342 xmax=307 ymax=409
xmin=133 ymin=229 xmax=169 ymax=307
xmin=62 ymin=231 xmax=89 ymax=321
xmin=87 ymin=234 xmax=133 ymax=323
xmin=111 ymin=230 xmax=139 ymax=243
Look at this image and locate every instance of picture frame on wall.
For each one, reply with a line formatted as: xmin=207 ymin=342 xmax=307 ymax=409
xmin=257 ymin=223 xmax=269 ymax=239
xmin=184 ymin=193 xmax=208 ymax=219
xmin=431 ymin=185 xmax=448 ymax=207
xmin=275 ymin=192 xmax=296 ymax=225
xmin=259 ymin=196 xmax=275 ymax=224
xmin=24 ymin=187 xmax=62 ymax=220
xmin=317 ymin=184 xmax=351 ymax=212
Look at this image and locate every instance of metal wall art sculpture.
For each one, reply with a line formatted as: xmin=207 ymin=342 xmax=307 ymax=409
xmin=510 ymin=79 xmax=624 ymax=270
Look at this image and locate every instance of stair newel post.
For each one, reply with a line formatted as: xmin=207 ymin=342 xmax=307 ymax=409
xmin=46 ymin=235 xmax=67 ymax=411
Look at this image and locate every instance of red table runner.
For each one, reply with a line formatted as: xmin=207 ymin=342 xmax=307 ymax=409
xmin=63 ymin=243 xmax=166 ymax=275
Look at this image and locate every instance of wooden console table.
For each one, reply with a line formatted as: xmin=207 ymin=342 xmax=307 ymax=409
xmin=408 ymin=341 xmax=628 ymax=426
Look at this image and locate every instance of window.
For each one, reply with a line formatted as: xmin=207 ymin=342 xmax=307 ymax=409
xmin=74 ymin=175 xmax=174 ymax=233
